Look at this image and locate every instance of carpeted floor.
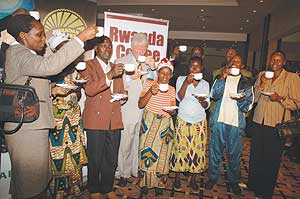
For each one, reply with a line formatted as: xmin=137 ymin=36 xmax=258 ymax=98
xmin=78 ymin=138 xmax=300 ymax=199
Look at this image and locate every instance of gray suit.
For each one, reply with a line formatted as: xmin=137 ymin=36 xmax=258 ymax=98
xmin=115 ymin=52 xmax=142 ymax=178
xmin=4 ymin=39 xmax=84 ymax=199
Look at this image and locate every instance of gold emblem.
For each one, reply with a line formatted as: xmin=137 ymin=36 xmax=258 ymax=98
xmin=42 ymin=9 xmax=87 ymax=38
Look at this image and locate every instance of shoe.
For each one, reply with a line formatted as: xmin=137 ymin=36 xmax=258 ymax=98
xmin=183 ymin=171 xmax=190 ymax=177
xmin=205 ymin=180 xmax=216 ymax=190
xmin=154 ymin=188 xmax=163 ymax=196
xmin=174 ymin=178 xmax=181 ymax=189
xmin=106 ymin=191 xmax=118 ymax=199
xmin=140 ymin=187 xmax=148 ymax=195
xmin=89 ymin=192 xmax=101 ymax=199
xmin=190 ymin=181 xmax=199 ymax=191
xmin=118 ymin=177 xmax=127 ymax=187
xmin=231 ymin=183 xmax=242 ymax=195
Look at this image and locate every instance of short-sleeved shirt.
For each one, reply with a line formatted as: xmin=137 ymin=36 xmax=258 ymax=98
xmin=176 ymin=76 xmax=210 ymax=124
xmin=140 ymin=80 xmax=176 ymax=116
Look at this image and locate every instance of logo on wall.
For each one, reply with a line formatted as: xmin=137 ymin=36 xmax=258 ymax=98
xmin=42 ymin=9 xmax=87 ymax=38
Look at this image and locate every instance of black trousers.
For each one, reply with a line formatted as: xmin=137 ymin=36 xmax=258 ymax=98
xmin=86 ymin=129 xmax=121 ymax=194
xmin=247 ymin=122 xmax=284 ymax=199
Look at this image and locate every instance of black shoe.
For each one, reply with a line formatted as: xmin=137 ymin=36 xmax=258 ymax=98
xmin=155 ymin=188 xmax=163 ymax=196
xmin=174 ymin=178 xmax=181 ymax=189
xmin=205 ymin=180 xmax=216 ymax=190
xmin=118 ymin=177 xmax=127 ymax=187
xmin=231 ymin=183 xmax=242 ymax=195
xmin=140 ymin=187 xmax=148 ymax=195
xmin=190 ymin=182 xmax=199 ymax=191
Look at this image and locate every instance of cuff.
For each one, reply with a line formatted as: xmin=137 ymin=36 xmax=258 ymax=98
xmin=74 ymin=37 xmax=84 ymax=48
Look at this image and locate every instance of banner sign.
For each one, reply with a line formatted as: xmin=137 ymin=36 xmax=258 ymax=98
xmin=104 ymin=12 xmax=169 ymax=62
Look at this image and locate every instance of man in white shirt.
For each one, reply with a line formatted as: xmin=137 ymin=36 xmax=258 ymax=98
xmin=115 ymin=33 xmax=156 ymax=187
xmin=206 ymin=55 xmax=254 ymax=195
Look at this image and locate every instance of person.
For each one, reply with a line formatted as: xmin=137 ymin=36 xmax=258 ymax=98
xmin=247 ymin=51 xmax=300 ymax=199
xmin=48 ymin=30 xmax=88 ymax=199
xmin=169 ymin=45 xmax=183 ymax=88
xmin=205 ymin=55 xmax=254 ymax=195
xmin=210 ymin=48 xmax=253 ymax=114
xmin=138 ymin=58 xmax=176 ymax=196
xmin=213 ymin=48 xmax=253 ymax=81
xmin=191 ymin=46 xmax=213 ymax=84
xmin=169 ymin=56 xmax=210 ymax=191
xmin=115 ymin=33 xmax=156 ymax=187
xmin=0 ymin=8 xmax=30 ymax=85
xmin=212 ymin=48 xmax=237 ymax=81
xmin=80 ymin=36 xmax=125 ymax=199
xmin=3 ymin=14 xmax=96 ymax=199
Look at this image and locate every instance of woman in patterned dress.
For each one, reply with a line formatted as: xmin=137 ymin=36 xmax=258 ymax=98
xmin=169 ymin=56 xmax=210 ymax=191
xmin=49 ymin=31 xmax=87 ymax=199
xmin=138 ymin=58 xmax=176 ymax=196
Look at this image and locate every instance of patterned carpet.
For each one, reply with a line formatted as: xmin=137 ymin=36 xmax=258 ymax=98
xmin=4 ymin=134 xmax=298 ymax=198
xmin=79 ymin=137 xmax=300 ymax=199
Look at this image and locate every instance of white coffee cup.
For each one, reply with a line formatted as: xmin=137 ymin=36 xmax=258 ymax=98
xmin=265 ymin=71 xmax=274 ymax=79
xmin=96 ymin=27 xmax=104 ymax=37
xmin=138 ymin=56 xmax=146 ymax=63
xmin=193 ymin=73 xmax=203 ymax=80
xmin=179 ymin=45 xmax=187 ymax=52
xmin=124 ymin=64 xmax=135 ymax=72
xmin=29 ymin=11 xmax=40 ymax=20
xmin=230 ymin=67 xmax=240 ymax=76
xmin=75 ymin=62 xmax=86 ymax=70
xmin=159 ymin=84 xmax=169 ymax=92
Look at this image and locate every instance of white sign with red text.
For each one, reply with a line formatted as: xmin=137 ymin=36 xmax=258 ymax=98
xmin=104 ymin=12 xmax=169 ymax=62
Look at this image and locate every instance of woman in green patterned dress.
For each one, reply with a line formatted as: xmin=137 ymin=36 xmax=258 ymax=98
xmin=49 ymin=31 xmax=87 ymax=199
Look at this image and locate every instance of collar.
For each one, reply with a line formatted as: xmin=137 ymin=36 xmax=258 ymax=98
xmin=96 ymin=56 xmax=111 ymax=73
xmin=11 ymin=41 xmax=37 ymax=55
xmin=96 ymin=56 xmax=110 ymax=67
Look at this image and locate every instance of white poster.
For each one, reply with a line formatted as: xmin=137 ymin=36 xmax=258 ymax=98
xmin=104 ymin=12 xmax=169 ymax=62
xmin=0 ymin=153 xmax=11 ymax=199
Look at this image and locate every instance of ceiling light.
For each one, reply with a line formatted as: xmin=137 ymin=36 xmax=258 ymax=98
xmin=246 ymin=19 xmax=250 ymax=23
xmin=252 ymin=9 xmax=257 ymax=13
xmin=240 ymin=27 xmax=244 ymax=30
xmin=151 ymin=8 xmax=155 ymax=11
xmin=201 ymin=18 xmax=206 ymax=21
xmin=200 ymin=9 xmax=205 ymax=12
xmin=107 ymin=8 xmax=111 ymax=11
xmin=202 ymin=26 xmax=206 ymax=29
xmin=259 ymin=0 xmax=263 ymax=3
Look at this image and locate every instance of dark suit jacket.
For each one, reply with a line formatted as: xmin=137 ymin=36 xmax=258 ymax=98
xmin=81 ymin=58 xmax=124 ymax=130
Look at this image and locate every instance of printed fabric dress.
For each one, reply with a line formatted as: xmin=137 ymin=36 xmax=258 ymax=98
xmin=139 ymin=80 xmax=176 ymax=188
xmin=169 ymin=76 xmax=210 ymax=173
xmin=49 ymin=75 xmax=87 ymax=199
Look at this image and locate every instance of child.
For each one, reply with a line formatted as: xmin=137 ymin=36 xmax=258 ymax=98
xmin=170 ymin=56 xmax=210 ymax=191
xmin=138 ymin=58 xmax=176 ymax=196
